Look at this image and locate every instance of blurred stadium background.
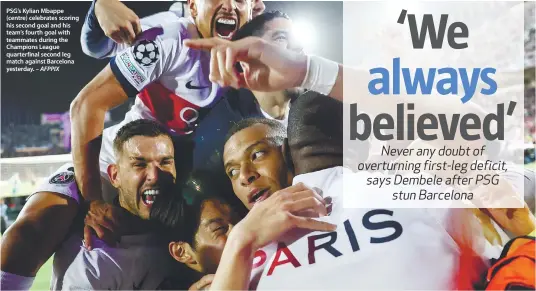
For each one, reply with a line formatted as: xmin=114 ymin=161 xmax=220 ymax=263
xmin=0 ymin=1 xmax=534 ymax=290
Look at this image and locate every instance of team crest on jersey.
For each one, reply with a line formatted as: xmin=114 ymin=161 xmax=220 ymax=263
xmin=133 ymin=40 xmax=160 ymax=67
xmin=49 ymin=171 xmax=75 ymax=184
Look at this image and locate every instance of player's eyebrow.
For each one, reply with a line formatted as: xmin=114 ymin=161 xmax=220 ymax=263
xmin=160 ymin=156 xmax=174 ymax=162
xmin=224 ymin=140 xmax=267 ymax=170
xmin=129 ymin=157 xmax=146 ymax=161
xmin=201 ymin=217 xmax=224 ymax=227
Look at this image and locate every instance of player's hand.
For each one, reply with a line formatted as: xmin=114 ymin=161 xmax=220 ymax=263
xmin=184 ymin=37 xmax=308 ymax=92
xmin=95 ymin=0 xmax=141 ymax=45
xmin=83 ymin=200 xmax=129 ymax=250
xmin=231 ymin=183 xmax=336 ymax=250
xmin=480 ymin=204 xmax=536 ymax=238
xmin=189 ymin=274 xmax=214 ymax=290
xmin=465 ymin=172 xmax=536 ymax=237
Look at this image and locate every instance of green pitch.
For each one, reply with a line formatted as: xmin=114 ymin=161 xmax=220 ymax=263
xmin=31 ymin=258 xmax=53 ymax=290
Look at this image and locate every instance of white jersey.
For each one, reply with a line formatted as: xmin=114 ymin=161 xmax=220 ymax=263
xmin=110 ymin=17 xmax=222 ymax=135
xmin=100 ymin=17 xmax=223 ymax=177
xmin=249 ymin=167 xmax=496 ymax=290
xmin=53 ymin=233 xmax=176 ymax=290
xmin=30 ymin=164 xmax=178 ymax=290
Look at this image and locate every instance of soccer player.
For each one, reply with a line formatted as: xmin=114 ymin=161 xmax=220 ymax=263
xmin=150 ymin=171 xmax=241 ymax=289
xmin=70 ymin=0 xmax=252 ymax=225
xmin=213 ymin=93 xmax=534 ymax=289
xmin=1 ymin=120 xmax=180 ymax=289
xmin=150 ymin=164 xmax=332 ymax=291
xmin=193 ymin=11 xmax=306 ymax=173
xmin=184 ymin=33 xmax=533 ymax=217
xmin=81 ymin=0 xmax=266 ymax=58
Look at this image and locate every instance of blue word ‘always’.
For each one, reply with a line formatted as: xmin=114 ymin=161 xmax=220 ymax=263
xmin=368 ymin=58 xmax=497 ymax=103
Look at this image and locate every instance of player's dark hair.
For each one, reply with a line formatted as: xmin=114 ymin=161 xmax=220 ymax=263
xmin=224 ymin=117 xmax=286 ymax=148
xmin=287 ymin=92 xmax=345 ymax=175
xmin=150 ymin=171 xmax=231 ymax=250
xmin=232 ymin=10 xmax=290 ymax=40
xmin=113 ymin=119 xmax=172 ymax=154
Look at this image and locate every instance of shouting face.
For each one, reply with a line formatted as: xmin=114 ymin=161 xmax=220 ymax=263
xmin=189 ymin=0 xmax=252 ymax=39
xmin=110 ymin=135 xmax=176 ymax=219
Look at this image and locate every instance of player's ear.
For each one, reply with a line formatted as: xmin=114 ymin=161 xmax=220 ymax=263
xmin=108 ymin=164 xmax=120 ymax=188
xmin=169 ymin=241 xmax=197 ymax=265
xmin=188 ymin=0 xmax=198 ymax=18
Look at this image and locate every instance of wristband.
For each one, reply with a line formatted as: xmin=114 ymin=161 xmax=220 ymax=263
xmin=300 ymin=55 xmax=339 ymax=96
xmin=0 ymin=271 xmax=35 ymax=290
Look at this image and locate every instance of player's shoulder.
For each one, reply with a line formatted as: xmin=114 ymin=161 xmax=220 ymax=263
xmin=141 ymin=17 xmax=198 ymax=44
xmin=30 ymin=163 xmax=80 ymax=204
xmin=140 ymin=11 xmax=182 ymax=28
xmin=60 ymin=237 xmax=123 ymax=290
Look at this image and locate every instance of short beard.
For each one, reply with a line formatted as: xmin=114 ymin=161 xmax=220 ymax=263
xmin=118 ymin=188 xmax=138 ymax=216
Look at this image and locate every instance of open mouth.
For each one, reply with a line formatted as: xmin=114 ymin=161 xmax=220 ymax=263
xmin=249 ymin=188 xmax=270 ymax=205
xmin=141 ymin=189 xmax=159 ymax=206
xmin=214 ymin=17 xmax=237 ymax=39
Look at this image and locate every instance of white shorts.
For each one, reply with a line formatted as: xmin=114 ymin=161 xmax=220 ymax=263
xmin=99 ymin=97 xmax=157 ymax=180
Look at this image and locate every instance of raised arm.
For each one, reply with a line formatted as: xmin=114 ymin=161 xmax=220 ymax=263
xmin=184 ymin=36 xmax=489 ymax=148
xmin=70 ymin=65 xmax=128 ymax=201
xmin=74 ymin=18 xmax=176 ymax=201
xmin=80 ymin=0 xmax=141 ymax=59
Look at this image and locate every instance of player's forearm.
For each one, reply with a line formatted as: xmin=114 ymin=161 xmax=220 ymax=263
xmin=70 ymin=98 xmax=106 ymax=201
xmin=210 ymin=229 xmax=256 ymax=290
xmin=1 ymin=193 xmax=78 ymax=276
xmin=1 ymin=221 xmax=45 ymax=276
xmin=81 ymin=0 xmax=115 ymax=59
xmin=327 ymin=64 xmax=343 ymax=101
xmin=70 ymin=65 xmax=127 ymax=201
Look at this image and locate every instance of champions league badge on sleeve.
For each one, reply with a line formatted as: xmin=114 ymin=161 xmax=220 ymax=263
xmin=133 ymin=40 xmax=160 ymax=67
xmin=49 ymin=171 xmax=75 ymax=184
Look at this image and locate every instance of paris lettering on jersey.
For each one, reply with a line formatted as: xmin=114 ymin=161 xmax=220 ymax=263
xmin=248 ymin=168 xmax=468 ymax=290
xmin=251 ymin=209 xmax=403 ymax=278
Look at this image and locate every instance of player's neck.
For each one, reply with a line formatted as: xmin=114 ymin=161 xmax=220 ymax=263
xmin=253 ymin=91 xmax=290 ymax=120
xmin=117 ymin=198 xmax=155 ymax=235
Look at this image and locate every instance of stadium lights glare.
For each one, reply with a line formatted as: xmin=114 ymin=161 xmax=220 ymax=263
xmin=292 ymin=20 xmax=315 ymax=51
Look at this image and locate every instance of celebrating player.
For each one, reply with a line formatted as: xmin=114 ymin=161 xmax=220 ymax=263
xmin=150 ymin=172 xmax=241 ymax=289
xmin=81 ymin=0 xmax=266 ymax=58
xmin=193 ymin=11 xmax=307 ymax=173
xmin=1 ymin=120 xmax=180 ymax=290
xmin=150 ymin=166 xmax=332 ymax=290
xmin=70 ymin=0 xmax=252 ymax=232
xmin=213 ymin=93 xmax=532 ymax=289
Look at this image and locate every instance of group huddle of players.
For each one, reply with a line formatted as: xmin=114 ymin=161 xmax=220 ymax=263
xmin=1 ymin=0 xmax=535 ymax=290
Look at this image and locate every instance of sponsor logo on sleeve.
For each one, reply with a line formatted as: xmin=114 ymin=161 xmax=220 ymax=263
xmin=118 ymin=51 xmax=147 ymax=87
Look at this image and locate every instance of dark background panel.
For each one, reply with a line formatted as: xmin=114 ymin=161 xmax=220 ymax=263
xmin=1 ymin=1 xmax=342 ymax=125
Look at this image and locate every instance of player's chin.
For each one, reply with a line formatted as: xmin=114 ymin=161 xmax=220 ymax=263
xmin=138 ymin=201 xmax=153 ymax=220
xmin=137 ymin=207 xmax=151 ymax=220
